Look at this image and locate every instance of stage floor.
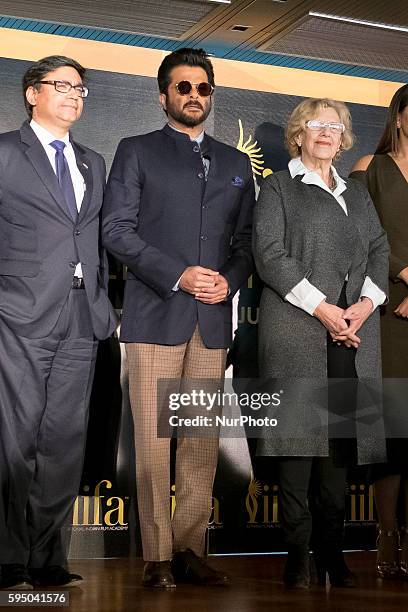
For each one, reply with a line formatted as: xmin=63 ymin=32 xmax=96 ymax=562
xmin=34 ymin=552 xmax=408 ymax=611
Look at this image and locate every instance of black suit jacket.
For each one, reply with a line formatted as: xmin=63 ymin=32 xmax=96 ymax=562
xmin=102 ymin=125 xmax=255 ymax=348
xmin=0 ymin=121 xmax=117 ymax=339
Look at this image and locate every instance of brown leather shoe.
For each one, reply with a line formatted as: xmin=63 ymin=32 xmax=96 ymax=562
xmin=142 ymin=561 xmax=176 ymax=588
xmin=171 ymin=549 xmax=229 ymax=586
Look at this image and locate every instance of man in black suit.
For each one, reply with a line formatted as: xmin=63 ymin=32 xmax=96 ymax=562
xmin=103 ymin=48 xmax=254 ymax=588
xmin=0 ymin=56 xmax=117 ymax=589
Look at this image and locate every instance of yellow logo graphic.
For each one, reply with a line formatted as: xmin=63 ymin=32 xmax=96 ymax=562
xmin=171 ymin=484 xmax=222 ymax=526
xmin=246 ymin=479 xmax=279 ymax=525
xmin=72 ymin=480 xmax=128 ymax=529
xmin=349 ymin=484 xmax=375 ymax=522
xmin=245 ymin=479 xmax=376 ymax=526
xmin=236 ymin=119 xmax=273 ymax=179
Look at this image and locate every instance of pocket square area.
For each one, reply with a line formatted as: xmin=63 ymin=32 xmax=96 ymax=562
xmin=231 ymin=176 xmax=244 ymax=187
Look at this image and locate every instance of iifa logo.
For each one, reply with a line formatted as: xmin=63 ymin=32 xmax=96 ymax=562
xmin=349 ymin=484 xmax=375 ymax=522
xmin=72 ymin=480 xmax=128 ymax=528
xmin=170 ymin=484 xmax=222 ymax=526
xmin=245 ymin=480 xmax=376 ymax=525
xmin=246 ymin=480 xmax=279 ymax=525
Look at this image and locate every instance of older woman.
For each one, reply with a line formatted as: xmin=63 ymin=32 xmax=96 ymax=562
xmin=253 ymin=98 xmax=389 ymax=589
xmin=351 ymin=84 xmax=408 ymax=579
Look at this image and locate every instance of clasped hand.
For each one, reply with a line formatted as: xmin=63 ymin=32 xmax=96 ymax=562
xmin=394 ymin=296 xmax=408 ymax=318
xmin=313 ymin=298 xmax=373 ymax=349
xmin=179 ymin=266 xmax=229 ymax=304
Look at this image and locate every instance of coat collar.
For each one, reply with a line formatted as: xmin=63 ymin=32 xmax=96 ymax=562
xmin=162 ymin=123 xmax=192 ymax=141
xmin=166 ymin=123 xmax=205 ymax=144
xmin=289 ymin=157 xmax=347 ymax=198
xmin=20 ymin=120 xmax=92 ymax=222
xmin=162 ymin=123 xmax=211 ymax=147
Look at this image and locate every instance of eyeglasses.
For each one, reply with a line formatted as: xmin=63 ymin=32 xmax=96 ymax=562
xmin=38 ymin=80 xmax=89 ymax=98
xmin=306 ymin=120 xmax=345 ymax=134
xmin=175 ymin=81 xmax=214 ymax=97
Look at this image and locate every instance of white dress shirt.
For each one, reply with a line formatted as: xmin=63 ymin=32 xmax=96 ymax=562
xmin=30 ymin=119 xmax=86 ymax=277
xmin=285 ymin=157 xmax=386 ymax=315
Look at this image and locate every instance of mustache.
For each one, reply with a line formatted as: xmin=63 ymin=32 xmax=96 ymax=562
xmin=183 ymin=102 xmax=204 ymax=110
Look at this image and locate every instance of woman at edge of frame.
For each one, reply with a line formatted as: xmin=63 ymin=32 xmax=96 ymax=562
xmin=253 ymin=97 xmax=389 ymax=589
xmin=351 ymin=84 xmax=408 ymax=580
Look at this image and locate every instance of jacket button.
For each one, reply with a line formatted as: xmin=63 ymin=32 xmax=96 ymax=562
xmin=193 ymin=145 xmax=200 ymax=153
xmin=202 ymin=205 xmax=208 ymax=209
xmin=200 ymin=235 xmax=208 ymax=241
xmin=75 ymin=230 xmax=81 ymax=236
xmin=69 ymin=261 xmax=76 ymax=268
xmin=198 ymin=172 xmax=204 ymax=179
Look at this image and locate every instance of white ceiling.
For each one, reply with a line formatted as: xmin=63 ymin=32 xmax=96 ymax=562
xmin=0 ymin=0 xmax=407 ymax=71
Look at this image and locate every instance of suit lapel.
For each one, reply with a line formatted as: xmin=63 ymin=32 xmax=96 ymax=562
xmin=20 ymin=121 xmax=73 ymax=221
xmin=341 ymin=184 xmax=367 ymax=271
xmin=72 ymin=141 xmax=93 ymax=221
xmin=342 ymin=186 xmax=364 ymax=233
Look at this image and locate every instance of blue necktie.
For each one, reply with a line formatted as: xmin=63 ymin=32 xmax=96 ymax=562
xmin=50 ymin=140 xmax=78 ymax=222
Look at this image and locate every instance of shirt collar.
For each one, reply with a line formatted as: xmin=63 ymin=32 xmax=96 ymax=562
xmin=30 ymin=119 xmax=71 ymax=148
xmin=167 ymin=122 xmax=205 ymax=144
xmin=288 ymin=157 xmax=346 ymax=196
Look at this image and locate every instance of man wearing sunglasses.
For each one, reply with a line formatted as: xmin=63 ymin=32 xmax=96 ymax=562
xmin=0 ymin=55 xmax=117 ymax=590
xmin=103 ymin=48 xmax=254 ymax=588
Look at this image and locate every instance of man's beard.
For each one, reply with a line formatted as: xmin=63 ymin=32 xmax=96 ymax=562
xmin=167 ymin=99 xmax=212 ymax=127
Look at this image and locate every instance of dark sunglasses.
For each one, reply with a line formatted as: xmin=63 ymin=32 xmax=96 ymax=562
xmin=175 ymin=81 xmax=214 ymax=97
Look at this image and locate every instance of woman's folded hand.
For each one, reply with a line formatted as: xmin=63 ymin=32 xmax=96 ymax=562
xmin=332 ymin=297 xmax=374 ymax=348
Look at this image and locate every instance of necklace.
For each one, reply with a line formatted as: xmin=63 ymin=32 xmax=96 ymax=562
xmin=329 ymin=170 xmax=337 ymax=191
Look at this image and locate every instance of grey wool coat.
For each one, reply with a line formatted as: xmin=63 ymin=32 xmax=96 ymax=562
xmin=252 ymin=170 xmax=389 ymax=463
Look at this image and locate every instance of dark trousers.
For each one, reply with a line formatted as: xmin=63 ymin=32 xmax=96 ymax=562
xmin=0 ymin=289 xmax=97 ymax=568
xmin=278 ymin=457 xmax=347 ymax=554
xmin=278 ymin=284 xmax=357 ymax=556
